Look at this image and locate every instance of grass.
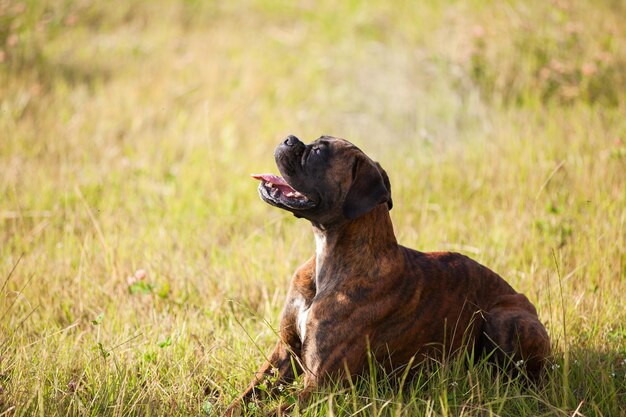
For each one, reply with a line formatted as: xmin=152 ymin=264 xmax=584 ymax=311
xmin=1 ymin=0 xmax=625 ymax=415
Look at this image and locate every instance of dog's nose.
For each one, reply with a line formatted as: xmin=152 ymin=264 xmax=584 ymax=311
xmin=275 ymin=135 xmax=306 ymax=167
xmin=284 ymin=135 xmax=301 ymax=146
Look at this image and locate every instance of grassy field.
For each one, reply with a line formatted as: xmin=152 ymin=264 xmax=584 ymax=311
xmin=1 ymin=0 xmax=625 ymax=415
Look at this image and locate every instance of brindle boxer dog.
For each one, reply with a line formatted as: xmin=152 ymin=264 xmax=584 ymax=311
xmin=225 ymin=135 xmax=550 ymax=415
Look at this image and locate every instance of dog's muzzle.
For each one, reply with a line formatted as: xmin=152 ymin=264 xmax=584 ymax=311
xmin=252 ymin=135 xmax=316 ymax=211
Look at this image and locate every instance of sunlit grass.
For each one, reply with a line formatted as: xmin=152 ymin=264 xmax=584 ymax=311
xmin=1 ymin=0 xmax=625 ymax=416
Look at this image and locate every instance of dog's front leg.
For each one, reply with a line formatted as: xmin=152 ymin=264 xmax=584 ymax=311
xmin=225 ymin=258 xmax=315 ymax=415
xmin=224 ymin=338 xmax=302 ymax=416
xmin=273 ymin=336 xmax=369 ymax=415
xmin=240 ymin=338 xmax=302 ymax=400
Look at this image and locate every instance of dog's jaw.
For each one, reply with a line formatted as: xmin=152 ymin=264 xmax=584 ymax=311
xmin=252 ymin=173 xmax=317 ymax=210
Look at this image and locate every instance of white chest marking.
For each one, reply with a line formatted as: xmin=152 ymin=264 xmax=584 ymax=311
xmin=314 ymin=231 xmax=327 ymax=280
xmin=293 ymin=296 xmax=310 ymax=341
xmin=297 ymin=305 xmax=310 ymax=341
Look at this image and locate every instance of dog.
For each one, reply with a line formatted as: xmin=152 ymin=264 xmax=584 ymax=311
xmin=225 ymin=135 xmax=550 ymax=415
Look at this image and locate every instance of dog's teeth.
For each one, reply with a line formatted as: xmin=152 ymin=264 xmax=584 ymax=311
xmin=267 ymin=183 xmax=274 ymax=188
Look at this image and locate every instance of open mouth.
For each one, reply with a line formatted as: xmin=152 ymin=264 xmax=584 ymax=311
xmin=252 ymin=174 xmax=316 ymax=210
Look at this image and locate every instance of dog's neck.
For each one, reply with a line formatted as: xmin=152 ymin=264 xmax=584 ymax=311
xmin=312 ymin=204 xmax=399 ymax=291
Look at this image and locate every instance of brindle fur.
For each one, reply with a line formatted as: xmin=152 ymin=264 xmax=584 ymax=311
xmin=225 ymin=136 xmax=550 ymax=415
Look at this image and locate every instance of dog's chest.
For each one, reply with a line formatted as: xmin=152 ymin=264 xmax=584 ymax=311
xmin=292 ymin=296 xmax=310 ymax=341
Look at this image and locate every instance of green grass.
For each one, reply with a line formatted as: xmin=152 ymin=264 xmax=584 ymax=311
xmin=1 ymin=0 xmax=625 ymax=415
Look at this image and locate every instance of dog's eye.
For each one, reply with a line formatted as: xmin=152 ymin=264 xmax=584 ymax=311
xmin=313 ymin=147 xmax=321 ymax=155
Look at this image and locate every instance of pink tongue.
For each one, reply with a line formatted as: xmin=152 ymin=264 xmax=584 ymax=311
xmin=251 ymin=173 xmax=298 ymax=194
xmin=251 ymin=174 xmax=289 ymax=186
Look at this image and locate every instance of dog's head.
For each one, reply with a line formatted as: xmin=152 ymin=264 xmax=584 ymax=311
xmin=253 ymin=135 xmax=392 ymax=226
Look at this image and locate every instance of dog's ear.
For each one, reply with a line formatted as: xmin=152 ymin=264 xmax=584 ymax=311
xmin=375 ymin=162 xmax=393 ymax=211
xmin=342 ymin=157 xmax=392 ymax=220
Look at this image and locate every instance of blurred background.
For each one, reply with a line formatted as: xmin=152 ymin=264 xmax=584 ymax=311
xmin=1 ymin=0 xmax=625 ymax=415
